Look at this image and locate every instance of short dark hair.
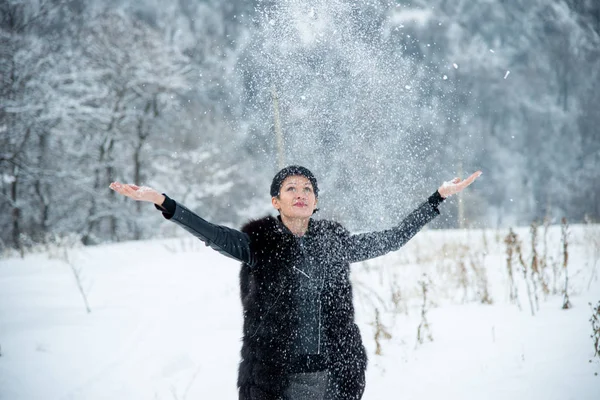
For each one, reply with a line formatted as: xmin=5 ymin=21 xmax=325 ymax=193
xmin=270 ymin=165 xmax=319 ymax=198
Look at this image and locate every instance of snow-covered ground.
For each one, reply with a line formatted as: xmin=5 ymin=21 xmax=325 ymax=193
xmin=1 ymin=224 xmax=599 ymax=399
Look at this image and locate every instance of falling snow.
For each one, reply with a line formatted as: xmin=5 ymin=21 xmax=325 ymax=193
xmin=3 ymin=1 xmax=600 ymax=396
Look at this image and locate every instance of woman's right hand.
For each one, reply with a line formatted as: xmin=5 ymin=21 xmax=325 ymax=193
xmin=109 ymin=182 xmax=165 ymax=205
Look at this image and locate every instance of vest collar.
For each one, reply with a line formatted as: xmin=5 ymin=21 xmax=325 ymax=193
xmin=276 ymin=215 xmax=315 ymax=238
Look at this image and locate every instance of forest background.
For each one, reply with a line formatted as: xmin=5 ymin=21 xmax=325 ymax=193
xmin=1 ymin=0 xmax=599 ymax=250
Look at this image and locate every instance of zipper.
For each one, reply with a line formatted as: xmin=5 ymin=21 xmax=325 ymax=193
xmin=293 ymin=266 xmax=311 ymax=278
xmin=297 ymin=235 xmax=324 ymax=355
xmin=317 ymin=277 xmax=323 ymax=354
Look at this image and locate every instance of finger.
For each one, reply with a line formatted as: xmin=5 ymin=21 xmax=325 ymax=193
xmin=466 ymin=170 xmax=482 ymax=183
xmin=124 ymin=184 xmax=146 ymax=199
xmin=123 ymin=184 xmax=141 ymax=197
xmin=460 ymin=171 xmax=482 ymax=188
xmin=110 ymin=182 xmax=125 ymax=193
xmin=120 ymin=185 xmax=137 ymax=197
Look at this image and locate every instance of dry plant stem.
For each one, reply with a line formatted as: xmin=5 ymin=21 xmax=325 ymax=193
xmin=540 ymin=218 xmax=551 ymax=296
xmin=552 ymin=256 xmax=560 ymax=295
xmin=590 ymin=301 xmax=600 ymax=360
xmin=515 ymin=239 xmax=536 ymax=316
xmin=417 ymin=274 xmax=433 ymax=346
xmin=458 ymin=255 xmax=469 ymax=303
xmin=65 ymin=248 xmax=91 ymax=313
xmin=504 ymin=229 xmax=522 ymax=310
xmin=471 ymin=252 xmax=492 ymax=304
xmin=372 ymin=308 xmax=392 ymax=356
xmin=353 ymin=279 xmax=388 ymax=312
xmin=562 ymin=217 xmax=572 ymax=309
xmin=390 ymin=276 xmax=406 ymax=315
xmin=529 ymin=222 xmax=540 ymax=311
xmin=588 ymin=248 xmax=599 ymax=291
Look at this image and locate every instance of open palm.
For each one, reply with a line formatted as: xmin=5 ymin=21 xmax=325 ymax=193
xmin=109 ymin=182 xmax=162 ymax=203
xmin=438 ymin=171 xmax=482 ymax=198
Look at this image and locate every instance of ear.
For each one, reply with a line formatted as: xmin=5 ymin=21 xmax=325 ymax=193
xmin=271 ymin=196 xmax=280 ymax=211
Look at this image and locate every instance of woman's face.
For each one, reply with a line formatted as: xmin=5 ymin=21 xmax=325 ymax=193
xmin=271 ymin=175 xmax=318 ymax=219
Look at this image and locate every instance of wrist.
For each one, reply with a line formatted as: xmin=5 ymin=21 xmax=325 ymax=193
xmin=428 ymin=190 xmax=445 ymax=210
xmin=154 ymin=193 xmax=166 ymax=205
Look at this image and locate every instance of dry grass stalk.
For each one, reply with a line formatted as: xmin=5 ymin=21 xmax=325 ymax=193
xmin=65 ymin=250 xmax=92 ymax=314
xmin=439 ymin=242 xmax=472 ymax=302
xmin=417 ymin=274 xmax=434 ymax=345
xmin=590 ymin=301 xmax=600 ymax=364
xmin=552 ymin=256 xmax=560 ymax=295
xmin=514 ymin=236 xmax=536 ymax=316
xmin=458 ymin=255 xmax=469 ymax=303
xmin=372 ymin=308 xmax=392 ymax=355
xmin=470 ymin=251 xmax=492 ymax=304
xmin=561 ymin=217 xmax=572 ymax=309
xmin=504 ymin=229 xmax=521 ymax=310
xmin=390 ymin=276 xmax=407 ymax=315
xmin=529 ymin=222 xmax=540 ymax=311
xmin=45 ymin=236 xmax=91 ymax=314
xmin=539 ymin=217 xmax=551 ymax=296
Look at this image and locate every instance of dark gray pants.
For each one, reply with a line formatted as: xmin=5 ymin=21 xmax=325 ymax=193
xmin=283 ymin=371 xmax=335 ymax=400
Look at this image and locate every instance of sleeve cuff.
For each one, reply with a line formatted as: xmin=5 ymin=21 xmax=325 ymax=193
xmin=427 ymin=190 xmax=445 ymax=209
xmin=154 ymin=193 xmax=176 ymax=218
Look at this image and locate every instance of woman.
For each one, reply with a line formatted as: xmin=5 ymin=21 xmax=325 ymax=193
xmin=109 ymin=166 xmax=481 ymax=400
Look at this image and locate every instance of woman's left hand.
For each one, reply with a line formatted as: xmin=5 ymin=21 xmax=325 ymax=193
xmin=438 ymin=171 xmax=482 ymax=198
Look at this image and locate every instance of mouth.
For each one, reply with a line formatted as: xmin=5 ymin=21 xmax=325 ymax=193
xmin=293 ymin=202 xmax=307 ymax=207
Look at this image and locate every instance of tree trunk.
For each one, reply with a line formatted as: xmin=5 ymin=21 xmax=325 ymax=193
xmin=11 ymin=166 xmax=21 ymax=251
xmin=35 ymin=132 xmax=50 ymax=240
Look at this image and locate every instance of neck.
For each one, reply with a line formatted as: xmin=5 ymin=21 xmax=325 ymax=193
xmin=280 ymin=214 xmax=310 ymax=237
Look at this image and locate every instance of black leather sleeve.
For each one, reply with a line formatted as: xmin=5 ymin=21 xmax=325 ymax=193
xmin=342 ymin=191 xmax=444 ymax=263
xmin=155 ymin=195 xmax=255 ymax=266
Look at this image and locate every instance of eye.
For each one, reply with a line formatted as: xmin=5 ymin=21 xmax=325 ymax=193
xmin=286 ymin=186 xmax=296 ymax=191
xmin=304 ymin=187 xmax=313 ymax=193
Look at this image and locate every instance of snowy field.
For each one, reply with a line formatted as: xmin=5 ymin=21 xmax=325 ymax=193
xmin=1 ymin=223 xmax=599 ymax=400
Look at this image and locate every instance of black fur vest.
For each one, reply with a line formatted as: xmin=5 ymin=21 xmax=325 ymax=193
xmin=237 ymin=216 xmax=367 ymax=400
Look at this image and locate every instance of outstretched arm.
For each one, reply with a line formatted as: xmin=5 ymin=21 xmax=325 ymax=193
xmin=343 ymin=191 xmax=443 ymax=263
xmin=109 ymin=182 xmax=255 ymax=266
xmin=341 ymin=171 xmax=482 ymax=264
